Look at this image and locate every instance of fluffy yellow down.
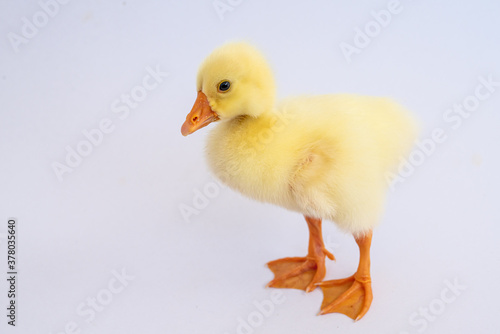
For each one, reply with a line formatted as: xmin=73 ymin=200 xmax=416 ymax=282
xmin=199 ymin=42 xmax=417 ymax=236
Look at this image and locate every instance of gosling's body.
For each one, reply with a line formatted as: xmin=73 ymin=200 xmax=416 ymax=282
xmin=181 ymin=42 xmax=417 ymax=320
xmin=207 ymin=94 xmax=416 ymax=235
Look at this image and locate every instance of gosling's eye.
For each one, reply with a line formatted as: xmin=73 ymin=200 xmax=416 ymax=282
xmin=218 ymin=80 xmax=231 ymax=92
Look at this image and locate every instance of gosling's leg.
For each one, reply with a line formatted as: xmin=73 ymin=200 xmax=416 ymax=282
xmin=267 ymin=216 xmax=335 ymax=292
xmin=316 ymin=231 xmax=373 ymax=321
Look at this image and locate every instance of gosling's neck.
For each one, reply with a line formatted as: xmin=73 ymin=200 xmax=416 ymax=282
xmin=228 ymin=107 xmax=277 ymax=127
xmin=220 ymin=106 xmax=292 ymax=140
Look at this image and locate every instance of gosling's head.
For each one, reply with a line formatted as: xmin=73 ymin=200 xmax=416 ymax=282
xmin=181 ymin=42 xmax=275 ymax=136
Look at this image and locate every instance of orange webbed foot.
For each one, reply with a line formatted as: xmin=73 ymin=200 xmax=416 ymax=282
xmin=317 ymin=231 xmax=374 ymax=321
xmin=317 ymin=274 xmax=372 ymax=320
xmin=266 ymin=216 xmax=334 ymax=292
xmin=267 ymin=249 xmax=334 ymax=292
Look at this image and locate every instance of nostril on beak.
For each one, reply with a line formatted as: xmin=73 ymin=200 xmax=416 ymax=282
xmin=192 ymin=116 xmax=198 ymax=123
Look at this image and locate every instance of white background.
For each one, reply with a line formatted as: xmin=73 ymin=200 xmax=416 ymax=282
xmin=1 ymin=1 xmax=499 ymax=333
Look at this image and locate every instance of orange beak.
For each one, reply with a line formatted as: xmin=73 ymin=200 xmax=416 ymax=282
xmin=181 ymin=91 xmax=219 ymax=136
